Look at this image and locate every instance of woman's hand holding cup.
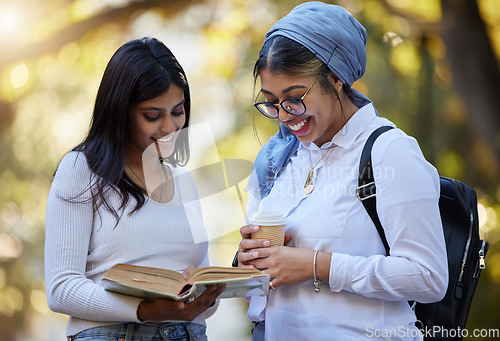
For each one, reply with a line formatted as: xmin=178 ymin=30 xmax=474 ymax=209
xmin=238 ymin=211 xmax=289 ymax=267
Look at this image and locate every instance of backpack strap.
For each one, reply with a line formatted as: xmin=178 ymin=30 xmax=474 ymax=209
xmin=357 ymin=126 xmax=394 ymax=255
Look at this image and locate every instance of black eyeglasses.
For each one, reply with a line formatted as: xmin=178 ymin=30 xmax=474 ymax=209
xmin=253 ymin=79 xmax=317 ymax=119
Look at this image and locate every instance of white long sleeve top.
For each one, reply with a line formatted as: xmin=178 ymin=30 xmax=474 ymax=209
xmin=45 ymin=151 xmax=216 ymax=336
xmin=245 ymin=104 xmax=448 ymax=340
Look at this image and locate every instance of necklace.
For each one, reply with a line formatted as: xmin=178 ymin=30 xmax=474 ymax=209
xmin=304 ymin=146 xmax=335 ymax=195
xmin=127 ymin=164 xmax=168 ymax=203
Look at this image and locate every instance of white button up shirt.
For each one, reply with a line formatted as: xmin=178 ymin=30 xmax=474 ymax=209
xmin=245 ymin=104 xmax=448 ymax=340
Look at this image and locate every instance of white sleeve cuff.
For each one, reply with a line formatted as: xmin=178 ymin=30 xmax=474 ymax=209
xmin=329 ymin=253 xmax=350 ymax=293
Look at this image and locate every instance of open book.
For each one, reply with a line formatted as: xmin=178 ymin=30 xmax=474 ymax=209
xmin=102 ymin=263 xmax=270 ymax=302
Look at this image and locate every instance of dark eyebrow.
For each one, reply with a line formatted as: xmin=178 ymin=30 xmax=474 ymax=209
xmin=282 ymin=84 xmax=306 ymax=94
xmin=141 ymin=99 xmax=185 ymax=112
xmin=142 ymin=106 xmax=165 ymax=112
xmin=261 ymin=85 xmax=307 ymax=96
xmin=173 ymin=99 xmax=185 ymax=108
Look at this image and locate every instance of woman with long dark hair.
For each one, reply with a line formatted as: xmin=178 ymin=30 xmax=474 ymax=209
xmin=45 ymin=37 xmax=224 ymax=341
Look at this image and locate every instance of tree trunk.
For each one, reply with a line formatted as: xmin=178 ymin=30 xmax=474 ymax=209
xmin=440 ymin=0 xmax=500 ymax=159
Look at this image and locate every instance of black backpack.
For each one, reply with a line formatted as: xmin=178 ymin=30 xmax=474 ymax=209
xmin=357 ymin=126 xmax=489 ymax=341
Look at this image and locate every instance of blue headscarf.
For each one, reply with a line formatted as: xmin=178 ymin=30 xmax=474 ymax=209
xmin=264 ymin=1 xmax=370 ymax=106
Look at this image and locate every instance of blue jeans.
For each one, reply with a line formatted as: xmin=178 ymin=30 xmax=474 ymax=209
xmin=251 ymin=321 xmax=265 ymax=341
xmin=68 ymin=322 xmax=207 ymax=341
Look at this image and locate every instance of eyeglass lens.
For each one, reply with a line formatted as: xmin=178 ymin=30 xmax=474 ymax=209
xmin=256 ymin=98 xmax=306 ymax=118
xmin=282 ymin=98 xmax=305 ymax=115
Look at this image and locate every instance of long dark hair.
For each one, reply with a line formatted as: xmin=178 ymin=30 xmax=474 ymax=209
xmin=68 ymin=37 xmax=191 ymax=221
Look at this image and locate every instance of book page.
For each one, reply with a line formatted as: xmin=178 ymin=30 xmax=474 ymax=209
xmin=103 ymin=264 xmax=186 ymax=297
xmin=102 ymin=264 xmax=270 ymax=301
xmin=191 ymin=275 xmax=270 ymax=299
xmin=188 ymin=266 xmax=265 ymax=283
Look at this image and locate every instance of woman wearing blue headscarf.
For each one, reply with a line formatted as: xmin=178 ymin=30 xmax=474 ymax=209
xmin=236 ymin=2 xmax=448 ymax=340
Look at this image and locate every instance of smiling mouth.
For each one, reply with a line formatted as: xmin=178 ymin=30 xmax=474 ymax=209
xmin=153 ymin=134 xmax=174 ymax=143
xmin=288 ymin=117 xmax=311 ymax=131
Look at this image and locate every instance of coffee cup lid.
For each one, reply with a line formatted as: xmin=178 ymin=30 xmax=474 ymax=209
xmin=249 ymin=211 xmax=286 ymax=226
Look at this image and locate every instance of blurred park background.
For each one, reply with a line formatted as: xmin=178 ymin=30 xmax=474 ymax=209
xmin=0 ymin=0 xmax=499 ymax=340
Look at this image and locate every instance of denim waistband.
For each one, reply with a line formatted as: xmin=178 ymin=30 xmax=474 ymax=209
xmin=68 ymin=322 xmax=207 ymax=341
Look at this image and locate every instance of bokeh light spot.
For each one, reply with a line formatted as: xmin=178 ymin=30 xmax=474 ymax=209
xmin=0 ymin=7 xmax=21 ymax=31
xmin=11 ymin=64 xmax=29 ymax=89
xmin=59 ymin=42 xmax=81 ymax=66
xmin=31 ymin=290 xmax=50 ymax=313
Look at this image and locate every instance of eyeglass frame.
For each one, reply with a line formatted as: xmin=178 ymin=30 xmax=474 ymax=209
xmin=252 ymin=79 xmax=318 ymax=119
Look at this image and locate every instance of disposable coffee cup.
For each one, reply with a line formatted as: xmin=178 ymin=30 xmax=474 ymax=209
xmin=250 ymin=211 xmax=286 ymax=247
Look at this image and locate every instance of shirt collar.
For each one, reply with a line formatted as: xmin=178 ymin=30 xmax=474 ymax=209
xmin=300 ymin=103 xmax=376 ymax=151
